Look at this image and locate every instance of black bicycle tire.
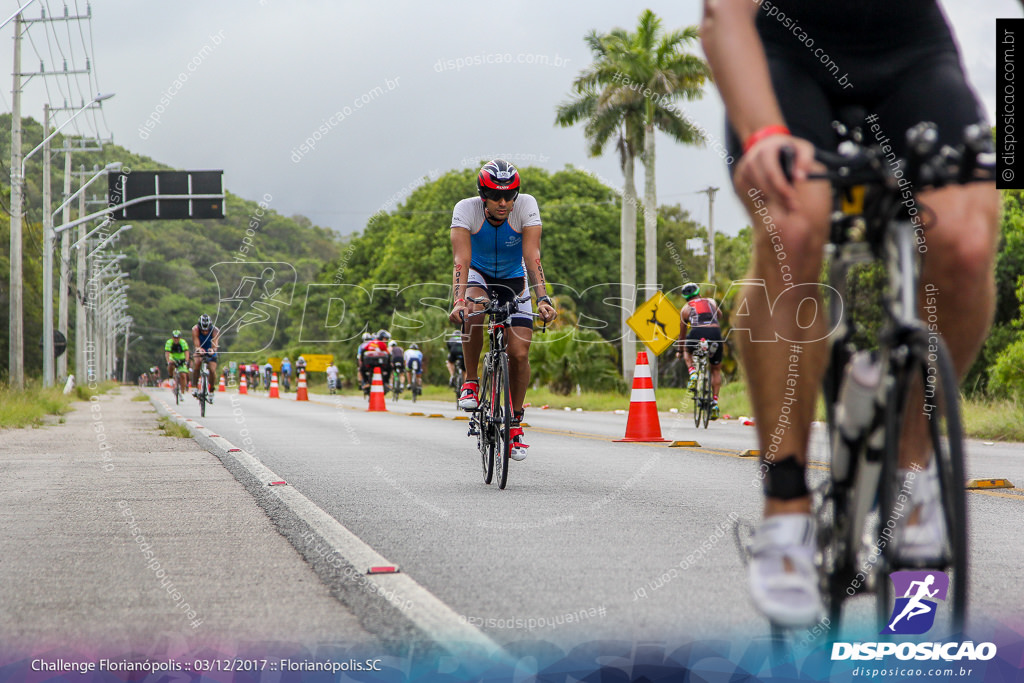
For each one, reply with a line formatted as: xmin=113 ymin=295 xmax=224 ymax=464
xmin=478 ymin=360 xmax=494 ymax=485
xmin=701 ymin=366 xmax=712 ymax=429
xmin=696 ymin=362 xmax=704 ymax=428
xmin=495 ymin=352 xmax=512 ymax=490
xmin=876 ymin=331 xmax=968 ymax=634
xmin=199 ymin=374 xmax=207 ymax=418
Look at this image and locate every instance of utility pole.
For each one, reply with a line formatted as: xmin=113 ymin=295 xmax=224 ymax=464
xmin=9 ymin=12 xmax=24 ymax=388
xmin=8 ymin=2 xmax=91 ymax=387
xmin=76 ymin=171 xmax=86 ymax=383
xmin=42 ymin=103 xmax=54 ymax=386
xmin=698 ymin=186 xmax=720 ymax=285
xmin=58 ymin=150 xmax=72 ymax=382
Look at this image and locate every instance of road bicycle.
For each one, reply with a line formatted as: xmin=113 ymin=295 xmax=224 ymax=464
xmin=281 ymin=372 xmax=291 ymax=393
xmin=196 ymin=357 xmax=213 ymax=417
xmin=407 ymin=359 xmax=423 ymax=403
xmin=172 ymin=361 xmax=189 ymax=405
xmin=689 ymin=338 xmax=718 ymax=429
xmin=391 ymin=371 xmax=404 ymax=402
xmin=464 ymin=293 xmax=540 ymax=490
xmin=745 ymin=114 xmax=993 ymax=641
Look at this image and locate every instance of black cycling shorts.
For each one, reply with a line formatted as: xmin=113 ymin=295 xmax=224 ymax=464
xmin=447 ymin=349 xmax=464 ymax=365
xmin=466 ymin=270 xmax=534 ymax=329
xmin=726 ymin=25 xmax=988 ymax=171
xmin=685 ymin=326 xmax=724 ymax=366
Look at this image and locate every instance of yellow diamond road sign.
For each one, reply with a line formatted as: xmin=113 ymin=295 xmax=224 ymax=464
xmin=627 ymin=292 xmax=681 ymax=356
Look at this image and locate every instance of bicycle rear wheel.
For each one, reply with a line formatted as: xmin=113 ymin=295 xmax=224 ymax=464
xmin=692 ymin=366 xmax=702 ymax=428
xmin=478 ymin=362 xmax=494 ymax=485
xmin=876 ymin=332 xmax=967 ymax=634
xmin=174 ymin=379 xmax=180 ymax=405
xmin=701 ymin=369 xmax=712 ymax=429
xmin=493 ymin=353 xmax=512 ymax=490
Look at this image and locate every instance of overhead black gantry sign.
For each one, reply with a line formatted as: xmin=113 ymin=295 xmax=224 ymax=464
xmin=107 ymin=170 xmax=225 ymax=220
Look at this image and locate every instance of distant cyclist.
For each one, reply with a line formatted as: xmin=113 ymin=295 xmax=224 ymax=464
xmin=263 ymin=361 xmax=273 ymax=390
xmin=190 ymin=314 xmax=219 ymax=403
xmin=445 ymin=332 xmax=465 ymax=387
xmin=404 ymin=342 xmax=424 ymax=392
xmin=281 ymin=356 xmax=292 ymax=391
xmin=676 ymin=282 xmax=723 ymax=419
xmin=389 ymin=340 xmax=405 ymax=389
xmin=164 ymin=330 xmax=190 ymax=396
xmin=359 ymin=331 xmax=390 ymax=391
xmin=295 ymin=354 xmax=307 ymax=379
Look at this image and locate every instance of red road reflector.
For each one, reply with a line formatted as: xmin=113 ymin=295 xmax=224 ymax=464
xmin=367 ymin=565 xmax=399 ymax=574
xmin=228 ymin=448 xmax=242 ymax=452
xmin=209 ymin=434 xmax=220 ymax=437
xmin=268 ymin=481 xmax=288 ymax=486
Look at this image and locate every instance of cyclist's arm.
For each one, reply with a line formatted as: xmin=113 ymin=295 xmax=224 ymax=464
xmin=522 ymin=224 xmax=555 ymax=322
xmin=450 ymin=227 xmax=472 ymax=322
xmin=701 ymin=0 xmax=814 ymax=204
xmin=211 ymin=327 xmax=220 ymax=352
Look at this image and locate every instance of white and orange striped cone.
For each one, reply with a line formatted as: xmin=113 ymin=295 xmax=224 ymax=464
xmin=296 ymin=370 xmax=309 ymax=401
xmin=239 ymin=373 xmax=248 ymax=395
xmin=269 ymin=372 xmax=280 ymax=399
xmin=218 ymin=374 xmax=227 ymax=392
xmin=614 ymin=351 xmax=669 ymax=442
xmin=368 ymin=367 xmax=387 ymax=412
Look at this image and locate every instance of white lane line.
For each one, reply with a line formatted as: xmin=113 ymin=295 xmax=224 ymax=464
xmin=154 ymin=398 xmax=509 ymax=663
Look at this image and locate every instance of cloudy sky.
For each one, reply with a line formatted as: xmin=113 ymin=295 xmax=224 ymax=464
xmin=2 ymin=0 xmax=1018 ymax=244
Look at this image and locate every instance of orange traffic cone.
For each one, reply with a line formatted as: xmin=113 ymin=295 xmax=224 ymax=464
xmin=296 ymin=370 xmax=309 ymax=401
xmin=614 ymin=352 xmax=669 ymax=442
xmin=218 ymin=374 xmax=227 ymax=392
xmin=239 ymin=373 xmax=248 ymax=395
xmin=269 ymin=372 xmax=280 ymax=399
xmin=368 ymin=367 xmax=387 ymax=412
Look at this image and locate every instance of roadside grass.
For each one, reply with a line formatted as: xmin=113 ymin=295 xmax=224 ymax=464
xmin=74 ymin=380 xmax=118 ymax=401
xmin=131 ymin=392 xmax=150 ymax=402
xmin=961 ymin=397 xmax=1024 ymax=442
xmin=0 ymin=382 xmax=75 ymax=428
xmin=157 ymin=416 xmax=192 ymax=438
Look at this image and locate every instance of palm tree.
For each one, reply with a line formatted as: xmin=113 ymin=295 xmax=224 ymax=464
xmin=555 ymin=29 xmax=645 ymax=382
xmin=556 ymin=12 xmax=710 ymax=383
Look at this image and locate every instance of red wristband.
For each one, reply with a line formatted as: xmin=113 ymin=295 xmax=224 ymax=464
xmin=454 ymin=298 xmax=465 ymax=305
xmin=743 ymin=125 xmax=791 ymax=154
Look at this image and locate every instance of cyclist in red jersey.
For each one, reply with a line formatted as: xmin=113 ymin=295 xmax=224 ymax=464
xmin=676 ymin=283 xmax=724 ymax=419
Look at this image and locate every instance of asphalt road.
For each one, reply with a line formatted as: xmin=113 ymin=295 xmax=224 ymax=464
xmin=159 ymin=387 xmax=1024 ymax=651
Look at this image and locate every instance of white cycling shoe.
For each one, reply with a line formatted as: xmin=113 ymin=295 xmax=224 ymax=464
xmin=897 ymin=461 xmax=946 ymax=562
xmin=749 ymin=513 xmax=822 ymax=627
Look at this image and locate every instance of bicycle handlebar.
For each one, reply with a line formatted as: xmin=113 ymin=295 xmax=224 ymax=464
xmin=779 ymin=122 xmax=995 ymax=190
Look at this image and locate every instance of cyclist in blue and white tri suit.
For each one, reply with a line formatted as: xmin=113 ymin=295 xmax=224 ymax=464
xmin=448 ymin=160 xmax=557 ymax=461
xmin=404 ymin=343 xmax=424 ymax=393
xmin=190 ymin=313 xmax=220 ymax=403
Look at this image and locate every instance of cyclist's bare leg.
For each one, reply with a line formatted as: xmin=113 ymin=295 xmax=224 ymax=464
xmin=711 ymin=364 xmax=723 ymax=398
xmin=897 ymin=184 xmax=999 ymax=519
xmin=736 ymin=183 xmax=832 ymax=518
xmin=207 ymin=362 xmax=217 ymax=387
xmin=191 ymin=355 xmax=202 ymax=388
xmin=461 ymin=286 xmax=488 ymax=383
xmin=507 ymin=325 xmax=532 ymax=414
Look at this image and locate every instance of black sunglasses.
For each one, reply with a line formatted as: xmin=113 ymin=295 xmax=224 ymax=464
xmin=483 ymin=189 xmax=519 ymax=202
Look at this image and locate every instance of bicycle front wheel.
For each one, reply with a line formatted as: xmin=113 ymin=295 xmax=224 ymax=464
xmin=199 ymin=378 xmax=207 ymax=418
xmin=493 ymin=353 xmax=512 ymax=490
xmin=478 ymin=364 xmax=494 ymax=485
xmin=877 ymin=331 xmax=968 ymax=634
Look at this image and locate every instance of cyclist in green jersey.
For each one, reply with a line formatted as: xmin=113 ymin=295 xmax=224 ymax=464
xmin=164 ymin=330 xmax=190 ymax=396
